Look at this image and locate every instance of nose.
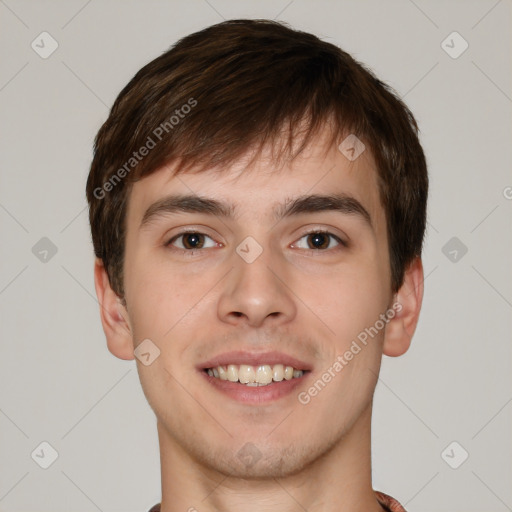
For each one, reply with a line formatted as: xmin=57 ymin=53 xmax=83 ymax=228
xmin=217 ymin=244 xmax=297 ymax=328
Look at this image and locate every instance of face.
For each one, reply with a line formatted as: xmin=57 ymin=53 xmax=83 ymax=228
xmin=119 ymin=128 xmax=394 ymax=478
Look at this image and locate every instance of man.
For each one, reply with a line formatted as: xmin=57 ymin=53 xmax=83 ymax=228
xmin=86 ymin=19 xmax=427 ymax=512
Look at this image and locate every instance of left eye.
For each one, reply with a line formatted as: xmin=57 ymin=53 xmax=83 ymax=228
xmin=292 ymin=231 xmax=343 ymax=250
xmin=168 ymin=232 xmax=217 ymax=250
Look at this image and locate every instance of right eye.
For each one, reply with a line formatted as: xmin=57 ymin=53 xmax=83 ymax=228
xmin=166 ymin=231 xmax=218 ymax=251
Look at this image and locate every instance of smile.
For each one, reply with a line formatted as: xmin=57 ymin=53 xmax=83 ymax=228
xmin=205 ymin=364 xmax=305 ymax=386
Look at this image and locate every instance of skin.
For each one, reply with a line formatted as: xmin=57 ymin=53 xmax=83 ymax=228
xmin=94 ymin=126 xmax=424 ymax=512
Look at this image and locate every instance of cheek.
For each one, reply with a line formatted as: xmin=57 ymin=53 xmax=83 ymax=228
xmin=125 ymin=255 xmax=222 ymax=355
xmin=124 ymin=258 xmax=184 ymax=340
xmin=309 ymin=263 xmax=389 ymax=343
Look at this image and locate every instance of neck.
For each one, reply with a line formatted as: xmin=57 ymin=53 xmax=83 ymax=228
xmin=157 ymin=402 xmax=383 ymax=512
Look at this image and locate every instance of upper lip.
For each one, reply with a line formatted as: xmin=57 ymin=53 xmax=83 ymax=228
xmin=199 ymin=350 xmax=312 ymax=371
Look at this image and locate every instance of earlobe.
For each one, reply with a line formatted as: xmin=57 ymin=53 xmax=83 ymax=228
xmin=93 ymin=258 xmax=135 ymax=361
xmin=382 ymin=257 xmax=424 ymax=357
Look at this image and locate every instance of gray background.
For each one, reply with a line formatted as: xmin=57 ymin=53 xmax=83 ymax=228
xmin=1 ymin=0 xmax=511 ymax=511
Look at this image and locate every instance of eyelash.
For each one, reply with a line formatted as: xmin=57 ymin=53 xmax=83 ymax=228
xmin=165 ymin=229 xmax=347 ymax=255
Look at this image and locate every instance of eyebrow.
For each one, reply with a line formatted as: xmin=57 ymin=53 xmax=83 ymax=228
xmin=139 ymin=193 xmax=373 ymax=230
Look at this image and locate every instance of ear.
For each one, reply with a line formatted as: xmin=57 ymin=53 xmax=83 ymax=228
xmin=383 ymin=257 xmax=424 ymax=357
xmin=93 ymin=258 xmax=134 ymax=360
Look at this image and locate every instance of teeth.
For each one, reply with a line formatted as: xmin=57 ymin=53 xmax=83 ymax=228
xmin=227 ymin=364 xmax=238 ymax=382
xmin=256 ymin=365 xmax=273 ymax=385
xmin=273 ymin=364 xmax=284 ymax=382
xmin=239 ymin=364 xmax=255 ymax=384
xmin=206 ymin=364 xmax=305 ymax=385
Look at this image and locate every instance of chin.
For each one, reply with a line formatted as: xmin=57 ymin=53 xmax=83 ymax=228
xmin=196 ymin=437 xmax=333 ymax=480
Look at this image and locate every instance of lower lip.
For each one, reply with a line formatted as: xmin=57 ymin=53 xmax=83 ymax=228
xmin=201 ymin=370 xmax=309 ymax=404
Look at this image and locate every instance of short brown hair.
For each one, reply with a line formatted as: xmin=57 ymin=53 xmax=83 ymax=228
xmin=86 ymin=19 xmax=428 ymax=301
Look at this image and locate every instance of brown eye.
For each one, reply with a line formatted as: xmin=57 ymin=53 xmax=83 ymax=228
xmin=307 ymin=232 xmax=330 ymax=249
xmin=181 ymin=233 xmax=205 ymax=249
xmin=293 ymin=231 xmax=345 ymax=251
xmin=167 ymin=232 xmax=216 ymax=250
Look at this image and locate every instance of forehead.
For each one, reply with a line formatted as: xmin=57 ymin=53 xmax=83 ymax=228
xmin=126 ymin=128 xmax=384 ymax=233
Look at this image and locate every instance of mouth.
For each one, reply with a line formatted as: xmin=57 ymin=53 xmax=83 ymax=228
xmin=199 ymin=351 xmax=312 ymax=404
xmin=204 ymin=363 xmax=308 ymax=386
